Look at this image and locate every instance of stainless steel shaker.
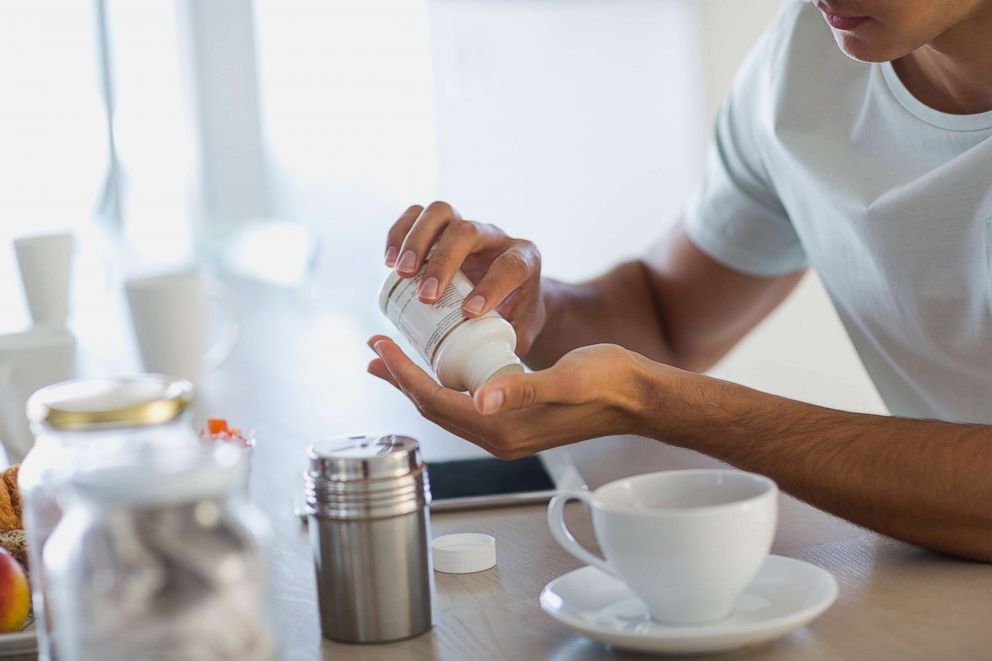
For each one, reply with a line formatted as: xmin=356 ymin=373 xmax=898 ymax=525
xmin=304 ymin=434 xmax=433 ymax=643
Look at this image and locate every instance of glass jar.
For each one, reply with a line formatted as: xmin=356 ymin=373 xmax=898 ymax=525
xmin=21 ymin=375 xmax=197 ymax=660
xmin=43 ymin=443 xmax=273 ymax=661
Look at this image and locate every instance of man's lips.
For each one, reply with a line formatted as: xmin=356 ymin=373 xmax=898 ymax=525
xmin=816 ymin=3 xmax=870 ymax=30
xmin=825 ymin=13 xmax=869 ymax=30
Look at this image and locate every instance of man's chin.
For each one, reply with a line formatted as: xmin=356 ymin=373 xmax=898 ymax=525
xmin=832 ymin=32 xmax=907 ymax=63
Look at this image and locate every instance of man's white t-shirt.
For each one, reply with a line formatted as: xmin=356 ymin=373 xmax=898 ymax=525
xmin=685 ymin=2 xmax=992 ymax=424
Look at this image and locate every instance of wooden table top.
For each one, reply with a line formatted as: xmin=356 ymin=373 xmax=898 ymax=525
xmin=29 ymin=269 xmax=985 ymax=661
xmin=188 ymin=277 xmax=992 ymax=661
xmin=261 ymin=442 xmax=992 ymax=661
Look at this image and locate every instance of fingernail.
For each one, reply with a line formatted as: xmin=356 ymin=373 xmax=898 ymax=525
xmin=372 ymin=340 xmax=387 ymax=356
xmin=384 ymin=246 xmax=398 ymax=266
xmin=481 ymin=388 xmax=504 ymax=414
xmin=419 ymin=277 xmax=439 ymax=301
xmin=464 ymin=295 xmax=485 ymax=315
xmin=397 ymin=250 xmax=417 ymax=273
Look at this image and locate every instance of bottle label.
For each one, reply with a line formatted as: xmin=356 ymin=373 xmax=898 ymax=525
xmin=383 ymin=270 xmax=494 ymax=364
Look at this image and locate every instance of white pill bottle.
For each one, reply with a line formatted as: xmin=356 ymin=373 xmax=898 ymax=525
xmin=379 ymin=266 xmax=524 ymax=392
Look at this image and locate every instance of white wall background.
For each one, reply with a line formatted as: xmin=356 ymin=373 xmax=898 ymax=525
xmin=429 ymin=0 xmax=705 ymax=278
xmin=427 ymin=0 xmax=886 ymax=414
xmin=252 ymin=0 xmax=887 ymax=415
xmin=0 ymin=4 xmax=106 ymax=334
xmin=0 ymin=0 xmax=885 ymax=434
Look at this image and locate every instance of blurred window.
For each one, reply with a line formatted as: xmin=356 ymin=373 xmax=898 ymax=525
xmin=105 ymin=0 xmax=197 ymax=263
xmin=0 ymin=3 xmax=107 ymax=242
xmin=0 ymin=2 xmax=107 ymax=328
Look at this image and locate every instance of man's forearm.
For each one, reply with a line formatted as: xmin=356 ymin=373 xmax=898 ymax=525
xmin=523 ymin=227 xmax=807 ymax=372
xmin=525 ymin=261 xmax=676 ymax=370
xmin=635 ymin=366 xmax=992 ymax=561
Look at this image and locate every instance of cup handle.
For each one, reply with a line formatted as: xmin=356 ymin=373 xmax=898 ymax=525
xmin=547 ymin=490 xmax=616 ymax=576
xmin=204 ymin=281 xmax=241 ymax=371
xmin=0 ymin=365 xmax=27 ymax=462
xmin=0 ymin=364 xmax=11 ymax=447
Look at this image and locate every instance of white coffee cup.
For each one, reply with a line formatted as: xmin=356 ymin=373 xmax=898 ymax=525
xmin=13 ymin=232 xmax=74 ymax=327
xmin=124 ymin=271 xmax=239 ymax=385
xmin=0 ymin=327 xmax=77 ymax=462
xmin=548 ymin=469 xmax=778 ymax=625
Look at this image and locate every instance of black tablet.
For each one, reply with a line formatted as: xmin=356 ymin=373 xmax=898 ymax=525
xmin=294 ymin=449 xmax=587 ymax=519
xmin=428 ymin=449 xmax=587 ymax=511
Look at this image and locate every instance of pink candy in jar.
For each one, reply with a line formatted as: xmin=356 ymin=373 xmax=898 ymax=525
xmin=199 ymin=418 xmax=254 ymax=489
xmin=200 ymin=418 xmax=254 ymax=448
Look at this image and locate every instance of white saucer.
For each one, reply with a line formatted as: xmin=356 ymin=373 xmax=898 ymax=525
xmin=0 ymin=617 xmax=36 ymax=656
xmin=540 ymin=555 xmax=837 ymax=655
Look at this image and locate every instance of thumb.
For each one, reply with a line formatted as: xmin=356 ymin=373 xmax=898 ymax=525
xmin=473 ymin=369 xmax=564 ymax=415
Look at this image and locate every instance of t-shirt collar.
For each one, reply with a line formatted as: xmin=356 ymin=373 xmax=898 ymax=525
xmin=880 ymin=60 xmax=992 ymax=132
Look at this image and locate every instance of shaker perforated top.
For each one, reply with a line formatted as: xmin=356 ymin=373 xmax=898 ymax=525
xmin=307 ymin=434 xmax=423 ymax=481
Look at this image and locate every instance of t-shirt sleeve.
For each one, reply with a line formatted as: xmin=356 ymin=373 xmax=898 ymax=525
xmin=684 ymin=9 xmax=808 ymax=277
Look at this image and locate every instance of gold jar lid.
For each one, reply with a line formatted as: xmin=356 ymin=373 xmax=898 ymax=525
xmin=26 ymin=375 xmax=195 ymax=430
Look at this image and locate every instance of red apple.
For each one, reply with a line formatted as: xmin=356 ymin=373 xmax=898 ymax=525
xmin=0 ymin=548 xmax=29 ymax=632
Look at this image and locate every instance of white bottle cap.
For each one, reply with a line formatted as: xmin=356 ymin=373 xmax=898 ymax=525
xmin=432 ymin=533 xmax=497 ymax=574
xmin=462 ymin=341 xmax=524 ymax=393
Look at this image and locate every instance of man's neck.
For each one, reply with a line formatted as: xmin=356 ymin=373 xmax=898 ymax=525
xmin=892 ymin=5 xmax=992 ymax=115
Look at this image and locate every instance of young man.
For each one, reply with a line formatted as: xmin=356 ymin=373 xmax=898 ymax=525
xmin=368 ymin=0 xmax=992 ymax=560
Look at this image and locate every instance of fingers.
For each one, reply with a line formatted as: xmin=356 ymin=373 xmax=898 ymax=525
xmin=418 ymin=221 xmax=505 ymax=304
xmin=461 ymin=241 xmax=540 ymax=317
xmin=472 ymin=368 xmax=572 ymax=415
xmin=366 ymin=337 xmax=560 ymax=461
xmin=367 ymin=334 xmax=393 ymax=348
xmin=384 ymin=203 xmax=542 ymax=322
xmin=366 ymin=340 xmax=510 ymax=454
xmin=395 ymin=201 xmax=461 ymax=277
xmin=367 ymin=358 xmax=398 ymax=388
xmin=385 ymin=205 xmax=424 ymax=267
xmin=371 ymin=339 xmax=478 ymax=423
xmin=367 ymin=336 xmax=400 ymax=388
xmin=371 ymin=339 xmax=440 ymax=404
